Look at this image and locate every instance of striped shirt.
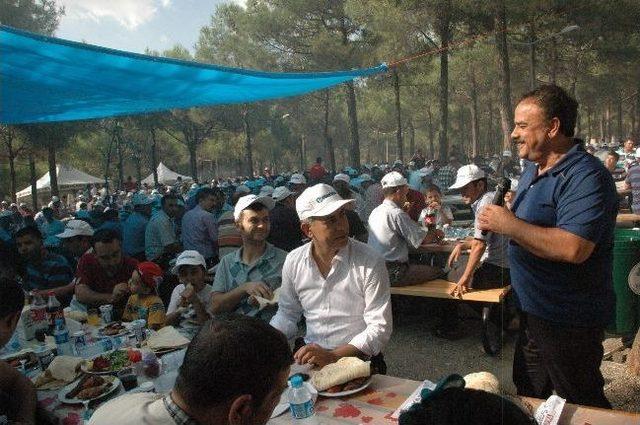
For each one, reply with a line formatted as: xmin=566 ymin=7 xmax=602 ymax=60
xmin=23 ymin=250 xmax=74 ymax=292
xmin=217 ymin=210 xmax=242 ymax=258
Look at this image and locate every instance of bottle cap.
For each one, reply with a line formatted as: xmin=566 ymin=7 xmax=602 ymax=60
xmin=290 ymin=375 xmax=303 ymax=388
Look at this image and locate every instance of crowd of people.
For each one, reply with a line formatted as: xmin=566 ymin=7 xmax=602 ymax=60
xmin=0 ymin=84 xmax=626 ymax=424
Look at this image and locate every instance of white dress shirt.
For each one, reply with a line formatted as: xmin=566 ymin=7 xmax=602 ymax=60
xmin=367 ymin=199 xmax=427 ymax=263
xmin=270 ymin=239 xmax=392 ymax=357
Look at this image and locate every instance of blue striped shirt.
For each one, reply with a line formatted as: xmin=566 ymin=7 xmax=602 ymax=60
xmin=625 ymin=164 xmax=640 ymax=214
xmin=23 ymin=250 xmax=74 ymax=292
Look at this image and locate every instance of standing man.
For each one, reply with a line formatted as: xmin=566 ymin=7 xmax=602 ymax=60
xmin=145 ymin=193 xmax=182 ymax=267
xmin=478 ymin=85 xmax=616 ymax=408
xmin=181 ymin=187 xmax=220 ymax=267
xmin=122 ymin=193 xmax=154 ymax=261
xmin=271 ymin=184 xmax=392 ymax=371
xmin=368 ymin=172 xmax=443 ymax=286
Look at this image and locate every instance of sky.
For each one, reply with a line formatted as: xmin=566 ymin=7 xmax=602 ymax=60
xmin=55 ymin=0 xmax=244 ymax=54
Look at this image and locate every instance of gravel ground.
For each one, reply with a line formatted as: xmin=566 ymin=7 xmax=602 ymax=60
xmin=383 ymin=296 xmax=640 ymax=413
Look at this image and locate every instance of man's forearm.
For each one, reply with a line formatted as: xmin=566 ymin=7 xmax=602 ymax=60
xmin=507 ymin=220 xmax=591 ymax=264
xmin=460 ymin=240 xmax=486 ymax=280
xmin=331 ymin=344 xmax=364 ymax=359
xmin=75 ymin=285 xmax=112 ymax=306
xmin=210 ymin=287 xmax=246 ymax=313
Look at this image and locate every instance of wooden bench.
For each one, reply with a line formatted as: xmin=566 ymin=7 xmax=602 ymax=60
xmin=616 ymin=213 xmax=640 ymax=228
xmin=391 ymin=279 xmax=512 ymax=356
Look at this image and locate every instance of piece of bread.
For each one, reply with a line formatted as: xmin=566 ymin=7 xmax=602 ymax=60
xmin=311 ymin=357 xmax=371 ymax=391
xmin=463 ymin=371 xmax=501 ymax=394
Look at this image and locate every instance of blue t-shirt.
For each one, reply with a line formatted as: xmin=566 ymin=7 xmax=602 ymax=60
xmin=509 ymin=144 xmax=617 ymax=327
xmin=122 ymin=212 xmax=149 ymax=256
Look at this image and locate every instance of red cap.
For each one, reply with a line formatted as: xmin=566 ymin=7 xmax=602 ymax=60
xmin=136 ymin=262 xmax=163 ymax=289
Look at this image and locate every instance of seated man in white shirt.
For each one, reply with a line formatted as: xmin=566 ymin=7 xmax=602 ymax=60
xmin=270 ymin=184 xmax=392 ymax=372
xmin=367 ymin=171 xmax=444 ymax=286
xmin=89 ymin=314 xmax=292 ymax=425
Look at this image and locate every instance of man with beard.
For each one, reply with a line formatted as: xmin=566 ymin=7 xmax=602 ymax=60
xmin=15 ymin=226 xmax=75 ymax=305
xmin=211 ymin=195 xmax=287 ymax=322
xmin=271 ymin=184 xmax=392 ymax=371
xmin=75 ymin=229 xmax=138 ymax=316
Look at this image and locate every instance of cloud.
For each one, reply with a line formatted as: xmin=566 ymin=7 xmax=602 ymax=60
xmin=57 ymin=0 xmax=169 ymax=30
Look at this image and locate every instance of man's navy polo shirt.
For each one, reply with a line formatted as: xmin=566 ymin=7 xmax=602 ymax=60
xmin=509 ymin=143 xmax=617 ymax=327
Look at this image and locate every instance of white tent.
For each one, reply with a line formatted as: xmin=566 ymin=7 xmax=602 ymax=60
xmin=16 ymin=164 xmax=103 ymax=201
xmin=142 ymin=162 xmax=193 ymax=186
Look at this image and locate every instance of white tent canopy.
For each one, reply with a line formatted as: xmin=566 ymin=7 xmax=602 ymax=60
xmin=142 ymin=162 xmax=193 ymax=186
xmin=16 ymin=164 xmax=103 ymax=200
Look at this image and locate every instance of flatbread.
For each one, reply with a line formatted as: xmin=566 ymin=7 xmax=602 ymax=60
xmin=146 ymin=326 xmax=190 ymax=350
xmin=463 ymin=372 xmax=500 ymax=394
xmin=311 ymin=357 xmax=371 ymax=391
xmin=33 ymin=356 xmax=82 ymax=390
xmin=253 ymin=287 xmax=281 ymax=311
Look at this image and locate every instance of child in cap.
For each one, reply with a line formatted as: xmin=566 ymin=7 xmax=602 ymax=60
xmin=165 ymin=250 xmax=213 ymax=327
xmin=122 ymin=262 xmax=166 ymax=330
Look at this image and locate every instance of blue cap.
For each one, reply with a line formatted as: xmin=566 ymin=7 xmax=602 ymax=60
xmin=290 ymin=375 xmax=303 ymax=388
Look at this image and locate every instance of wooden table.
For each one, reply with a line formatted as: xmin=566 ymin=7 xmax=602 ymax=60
xmin=616 ymin=213 xmax=640 ymax=228
xmin=391 ymin=279 xmax=511 ymax=356
xmin=269 ymin=375 xmax=640 ymax=424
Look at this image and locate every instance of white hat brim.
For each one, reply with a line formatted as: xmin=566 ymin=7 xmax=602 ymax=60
xmin=300 ymin=198 xmax=354 ymax=221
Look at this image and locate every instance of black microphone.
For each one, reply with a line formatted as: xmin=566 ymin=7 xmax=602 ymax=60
xmin=481 ymin=177 xmax=511 ymax=236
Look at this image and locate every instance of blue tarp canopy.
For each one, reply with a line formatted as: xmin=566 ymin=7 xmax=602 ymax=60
xmin=0 ymin=25 xmax=387 ymax=125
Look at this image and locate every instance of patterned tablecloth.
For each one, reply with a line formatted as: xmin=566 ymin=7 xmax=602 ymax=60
xmin=269 ymin=374 xmax=419 ymax=424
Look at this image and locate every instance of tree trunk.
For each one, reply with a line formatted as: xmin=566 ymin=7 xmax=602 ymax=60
xmin=617 ymin=96 xmax=624 ymax=143
xmin=437 ymin=0 xmax=451 ymax=162
xmin=29 ymin=149 xmax=38 ymax=210
xmin=393 ymin=69 xmax=403 ymax=161
xmin=47 ymin=144 xmax=59 ymax=197
xmin=470 ymin=73 xmax=480 ymax=158
xmin=528 ymin=22 xmax=536 ymax=90
xmin=243 ymin=110 xmax=254 ymax=178
xmin=188 ymin=141 xmax=198 ymax=182
xmin=408 ymin=119 xmax=415 ymax=156
xmin=9 ymin=149 xmax=17 ymax=203
xmin=427 ymin=106 xmax=435 ymax=159
xmin=494 ymin=0 xmax=514 ymax=149
xmin=599 ymin=108 xmax=605 ymax=142
xmin=345 ymin=82 xmax=361 ymax=167
xmin=104 ymin=133 xmax=114 ymax=194
xmin=150 ymin=129 xmax=159 ymax=186
xmin=134 ymin=154 xmax=142 ymax=187
xmin=550 ymin=36 xmax=557 ymax=84
xmin=488 ymin=97 xmax=495 ymax=154
xmin=323 ymin=91 xmax=336 ymax=173
xmin=586 ymin=106 xmax=592 ymax=141
xmin=299 ymin=135 xmax=306 ymax=172
xmin=116 ymin=135 xmax=124 ymax=190
xmin=606 ymin=101 xmax=612 ymax=143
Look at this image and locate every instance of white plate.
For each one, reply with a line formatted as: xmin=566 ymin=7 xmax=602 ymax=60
xmin=81 ymin=349 xmax=148 ymax=375
xmin=317 ymin=377 xmax=372 ymax=397
xmin=58 ymin=375 xmax=120 ymax=404
xmin=270 ymin=381 xmax=318 ymax=419
xmin=97 ymin=323 xmax=130 ymax=338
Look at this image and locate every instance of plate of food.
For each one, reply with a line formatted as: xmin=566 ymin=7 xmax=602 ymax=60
xmin=81 ymin=349 xmax=142 ymax=374
xmin=97 ymin=321 xmax=129 ymax=337
xmin=4 ymin=351 xmax=38 ymax=370
xmin=311 ymin=357 xmax=373 ymax=398
xmin=58 ymin=374 xmax=120 ymax=404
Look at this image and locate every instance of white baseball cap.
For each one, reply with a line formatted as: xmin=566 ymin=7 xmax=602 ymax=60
xmin=132 ymin=193 xmax=154 ymax=206
xmin=259 ymin=185 xmax=274 ymax=196
xmin=295 ymin=184 xmax=354 ymax=221
xmin=272 ymin=186 xmax=294 ymax=202
xmin=172 ymin=250 xmax=206 ymax=274
xmin=333 ymin=173 xmax=350 ymax=183
xmin=56 ymin=219 xmax=94 ymax=238
xmin=289 ymin=173 xmax=307 ymax=185
xmin=233 ymin=194 xmax=275 ymax=221
xmin=449 ymin=164 xmax=486 ymax=190
xmin=235 ymin=184 xmax=251 ymax=194
xmin=380 ymin=171 xmax=408 ymax=188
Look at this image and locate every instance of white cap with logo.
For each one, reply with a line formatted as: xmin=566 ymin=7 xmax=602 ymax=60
xmin=333 ymin=173 xmax=350 ymax=183
xmin=56 ymin=219 xmax=94 ymax=238
xmin=233 ymin=194 xmax=275 ymax=221
xmin=289 ymin=173 xmax=307 ymax=185
xmin=172 ymin=250 xmax=206 ymax=274
xmin=449 ymin=164 xmax=486 ymax=190
xmin=295 ymin=184 xmax=354 ymax=221
xmin=380 ymin=171 xmax=408 ymax=188
xmin=272 ymin=186 xmax=294 ymax=202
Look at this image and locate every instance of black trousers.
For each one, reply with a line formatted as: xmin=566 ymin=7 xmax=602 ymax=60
xmin=513 ymin=312 xmax=611 ymax=409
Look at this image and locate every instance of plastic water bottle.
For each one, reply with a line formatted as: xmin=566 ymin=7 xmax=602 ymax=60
xmin=53 ymin=318 xmax=73 ymax=356
xmin=288 ymin=375 xmax=316 ymax=422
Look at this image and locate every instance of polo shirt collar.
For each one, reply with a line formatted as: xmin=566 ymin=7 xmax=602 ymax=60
xmin=234 ymin=242 xmax=276 ymax=265
xmin=546 ymin=143 xmax=585 ymax=177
